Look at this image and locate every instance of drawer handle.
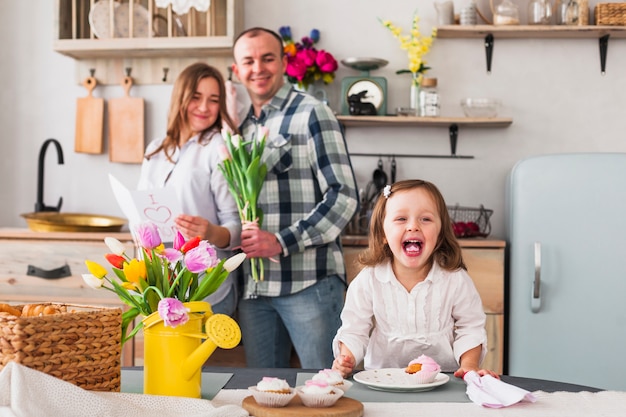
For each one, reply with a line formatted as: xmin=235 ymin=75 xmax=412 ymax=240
xmin=27 ymin=264 xmax=71 ymax=279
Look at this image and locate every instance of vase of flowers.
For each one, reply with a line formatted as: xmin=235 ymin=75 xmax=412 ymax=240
xmin=278 ymin=26 xmax=338 ymax=92
xmin=381 ymin=12 xmax=436 ymax=110
xmin=83 ymin=222 xmax=245 ymax=398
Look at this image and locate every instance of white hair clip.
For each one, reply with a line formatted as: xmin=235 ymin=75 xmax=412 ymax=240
xmin=383 ymin=185 xmax=392 ymax=199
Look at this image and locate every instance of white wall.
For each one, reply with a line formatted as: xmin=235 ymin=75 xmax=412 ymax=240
xmin=2 ymin=0 xmax=626 ymax=238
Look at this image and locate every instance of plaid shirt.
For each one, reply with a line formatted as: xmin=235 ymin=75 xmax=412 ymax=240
xmin=239 ymin=84 xmax=359 ymax=298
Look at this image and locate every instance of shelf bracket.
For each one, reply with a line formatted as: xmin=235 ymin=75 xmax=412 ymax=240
xmin=599 ymin=34 xmax=609 ymax=75
xmin=449 ymin=124 xmax=459 ymax=156
xmin=485 ymin=34 xmax=494 ymax=74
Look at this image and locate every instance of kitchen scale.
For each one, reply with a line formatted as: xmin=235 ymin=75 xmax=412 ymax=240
xmin=340 ymin=57 xmax=388 ymax=116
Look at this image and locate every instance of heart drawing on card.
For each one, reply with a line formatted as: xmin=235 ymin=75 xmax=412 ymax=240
xmin=144 ymin=206 xmax=173 ymax=224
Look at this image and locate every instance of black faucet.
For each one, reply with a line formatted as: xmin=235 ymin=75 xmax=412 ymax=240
xmin=35 ymin=138 xmax=64 ymax=212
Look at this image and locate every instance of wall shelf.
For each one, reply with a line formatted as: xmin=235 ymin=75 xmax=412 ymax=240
xmin=436 ymin=25 xmax=626 ymax=74
xmin=337 ymin=116 xmax=513 ymax=159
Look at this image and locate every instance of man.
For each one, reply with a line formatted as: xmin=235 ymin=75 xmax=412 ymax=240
xmin=231 ymin=27 xmax=359 ymax=369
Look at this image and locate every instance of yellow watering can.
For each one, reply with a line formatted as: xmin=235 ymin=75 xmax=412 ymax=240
xmin=142 ymin=301 xmax=241 ymax=398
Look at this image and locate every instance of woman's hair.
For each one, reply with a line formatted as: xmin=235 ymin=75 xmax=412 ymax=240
xmin=359 ymin=179 xmax=465 ymax=271
xmin=146 ymin=62 xmax=239 ymax=162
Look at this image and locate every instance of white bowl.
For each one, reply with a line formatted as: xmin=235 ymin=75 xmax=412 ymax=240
xmin=461 ymin=98 xmax=501 ymax=118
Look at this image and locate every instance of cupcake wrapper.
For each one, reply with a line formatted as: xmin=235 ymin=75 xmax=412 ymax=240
xmin=405 ymin=370 xmax=440 ymax=384
xmin=248 ymin=386 xmax=296 ymax=407
xmin=296 ymin=387 xmax=344 ymax=408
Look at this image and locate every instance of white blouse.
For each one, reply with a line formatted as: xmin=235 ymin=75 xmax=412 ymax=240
xmin=332 ymin=261 xmax=487 ymax=372
xmin=137 ymin=129 xmax=241 ymax=304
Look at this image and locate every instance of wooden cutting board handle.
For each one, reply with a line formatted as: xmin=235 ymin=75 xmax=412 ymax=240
xmin=74 ymin=76 xmax=104 ymax=154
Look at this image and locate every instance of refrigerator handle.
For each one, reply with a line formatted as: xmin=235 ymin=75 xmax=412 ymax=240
xmin=532 ymin=242 xmax=542 ymax=313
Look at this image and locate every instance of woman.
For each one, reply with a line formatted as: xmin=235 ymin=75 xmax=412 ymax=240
xmin=138 ymin=63 xmax=241 ymax=316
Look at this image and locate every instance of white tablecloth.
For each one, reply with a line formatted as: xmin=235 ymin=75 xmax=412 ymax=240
xmin=212 ymin=389 xmax=626 ymax=417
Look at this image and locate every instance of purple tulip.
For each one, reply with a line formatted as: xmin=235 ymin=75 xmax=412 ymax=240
xmin=309 ymin=29 xmax=320 ymax=43
xmin=134 ymin=222 xmax=162 ymax=249
xmin=183 ymin=241 xmax=219 ymax=273
xmin=158 ymin=298 xmax=189 ymax=327
xmin=173 ymin=231 xmax=185 ymax=251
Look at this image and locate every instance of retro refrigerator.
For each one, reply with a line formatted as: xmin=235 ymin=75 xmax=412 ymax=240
xmin=506 ymin=153 xmax=626 ymax=391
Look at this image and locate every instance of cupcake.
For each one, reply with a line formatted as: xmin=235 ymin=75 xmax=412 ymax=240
xmin=312 ymin=368 xmax=353 ymax=392
xmin=248 ymin=377 xmax=296 ymax=407
xmin=404 ymin=354 xmax=441 ymax=384
xmin=297 ymin=380 xmax=344 ymax=408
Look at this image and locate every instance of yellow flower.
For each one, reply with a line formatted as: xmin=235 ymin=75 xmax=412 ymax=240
xmin=123 ymin=258 xmax=147 ymax=284
xmin=381 ymin=12 xmax=436 ymax=85
xmin=85 ymin=260 xmax=107 ymax=279
xmin=121 ymin=282 xmax=139 ymax=291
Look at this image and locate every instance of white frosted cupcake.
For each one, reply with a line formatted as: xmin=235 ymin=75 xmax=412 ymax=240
xmin=297 ymin=380 xmax=344 ymax=408
xmin=248 ymin=377 xmax=296 ymax=407
xmin=312 ymin=368 xmax=353 ymax=392
xmin=404 ymin=354 xmax=441 ymax=384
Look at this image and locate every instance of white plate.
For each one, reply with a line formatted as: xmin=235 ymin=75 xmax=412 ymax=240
xmin=353 ymin=369 xmax=450 ymax=392
xmin=115 ymin=2 xmax=151 ymax=38
xmin=88 ymin=0 xmax=119 ymax=39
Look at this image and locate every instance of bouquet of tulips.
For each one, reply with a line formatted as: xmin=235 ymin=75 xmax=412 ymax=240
xmin=218 ymin=127 xmax=268 ymax=282
xmin=83 ymin=222 xmax=246 ymax=343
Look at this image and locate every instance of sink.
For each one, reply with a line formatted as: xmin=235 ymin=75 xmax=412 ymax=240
xmin=21 ymin=212 xmax=127 ymax=233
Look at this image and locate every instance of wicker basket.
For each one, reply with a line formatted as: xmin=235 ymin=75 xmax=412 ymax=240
xmin=0 ymin=303 xmax=122 ymax=392
xmin=447 ymin=204 xmax=493 ymax=238
xmin=595 ymin=3 xmax=626 ymax=25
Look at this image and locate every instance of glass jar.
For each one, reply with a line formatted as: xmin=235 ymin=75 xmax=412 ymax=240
xmin=528 ymin=0 xmax=552 ymax=24
xmin=493 ymin=0 xmax=520 ymax=25
xmin=418 ymin=78 xmax=440 ymax=117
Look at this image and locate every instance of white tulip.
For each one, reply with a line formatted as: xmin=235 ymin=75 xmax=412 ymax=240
xmin=105 ymin=237 xmax=126 ymax=255
xmin=82 ymin=273 xmax=104 ymax=289
xmin=223 ymin=252 xmax=247 ymax=272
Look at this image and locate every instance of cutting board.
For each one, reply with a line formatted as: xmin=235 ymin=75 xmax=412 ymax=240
xmin=242 ymin=395 xmax=364 ymax=417
xmin=74 ymin=76 xmax=104 ymax=154
xmin=108 ymin=76 xmax=145 ymax=163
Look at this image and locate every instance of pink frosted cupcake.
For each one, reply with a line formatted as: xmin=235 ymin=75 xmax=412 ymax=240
xmin=312 ymin=368 xmax=353 ymax=392
xmin=248 ymin=377 xmax=296 ymax=407
xmin=404 ymin=355 xmax=441 ymax=384
xmin=296 ymin=380 xmax=344 ymax=408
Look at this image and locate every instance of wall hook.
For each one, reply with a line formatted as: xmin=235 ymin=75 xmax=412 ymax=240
xmin=162 ymin=67 xmax=169 ymax=82
xmin=89 ymin=68 xmax=95 ymax=77
xmin=125 ymin=67 xmax=132 ymax=77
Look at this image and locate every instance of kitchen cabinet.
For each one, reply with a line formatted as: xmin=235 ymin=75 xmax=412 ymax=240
xmin=337 ymin=115 xmax=513 ymax=159
xmin=0 ymin=229 xmax=139 ymax=364
xmin=436 ymin=25 xmax=626 ymax=74
xmin=342 ymin=236 xmax=506 ymax=374
xmin=53 ymin=0 xmax=244 ymax=84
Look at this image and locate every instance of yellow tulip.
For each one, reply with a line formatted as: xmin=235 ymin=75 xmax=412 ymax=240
xmin=85 ymin=260 xmax=107 ymax=279
xmin=123 ymin=258 xmax=147 ymax=284
xmin=121 ymin=281 xmax=139 ymax=291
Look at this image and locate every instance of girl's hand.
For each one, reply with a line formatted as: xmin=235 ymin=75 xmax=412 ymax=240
xmin=454 ymin=367 xmax=500 ymax=379
xmin=332 ymin=343 xmax=356 ymax=378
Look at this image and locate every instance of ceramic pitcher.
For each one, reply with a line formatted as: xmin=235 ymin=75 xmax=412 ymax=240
xmin=142 ymin=301 xmax=241 ymax=398
xmin=435 ymin=1 xmax=455 ymax=25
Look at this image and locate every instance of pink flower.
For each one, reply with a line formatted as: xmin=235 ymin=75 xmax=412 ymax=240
xmin=173 ymin=231 xmax=185 ymax=251
xmin=296 ymin=48 xmax=317 ymax=67
xmin=316 ymin=50 xmax=338 ymax=73
xmin=286 ymin=58 xmax=308 ymax=81
xmin=184 ymin=241 xmax=219 ymax=273
xmin=158 ymin=298 xmax=189 ymax=327
xmin=134 ymin=222 xmax=162 ymax=249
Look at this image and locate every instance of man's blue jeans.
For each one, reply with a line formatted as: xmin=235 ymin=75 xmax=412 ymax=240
xmin=237 ymin=275 xmax=344 ymax=369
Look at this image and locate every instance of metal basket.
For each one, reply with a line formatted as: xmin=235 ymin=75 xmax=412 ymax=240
xmin=447 ymin=204 xmax=493 ymax=238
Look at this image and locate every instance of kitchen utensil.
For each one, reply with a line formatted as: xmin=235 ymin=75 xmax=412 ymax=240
xmin=373 ymin=157 xmax=387 ymax=190
xmin=391 ymin=155 xmax=397 ymax=183
xmin=74 ymin=76 xmax=104 ymax=154
xmin=108 ymin=75 xmax=145 ymax=163
xmin=21 ymin=212 xmax=126 ymax=233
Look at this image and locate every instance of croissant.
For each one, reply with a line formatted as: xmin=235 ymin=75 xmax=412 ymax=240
xmin=0 ymin=303 xmax=22 ymax=317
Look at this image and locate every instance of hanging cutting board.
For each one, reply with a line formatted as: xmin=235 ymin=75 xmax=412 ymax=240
xmin=75 ymin=76 xmax=104 ymax=154
xmin=108 ymin=76 xmax=145 ymax=163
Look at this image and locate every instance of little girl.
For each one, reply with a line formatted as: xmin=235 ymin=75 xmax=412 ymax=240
xmin=332 ymin=180 xmax=499 ymax=379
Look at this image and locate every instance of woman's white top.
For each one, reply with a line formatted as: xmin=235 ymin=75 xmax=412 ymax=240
xmin=137 ymin=129 xmax=241 ymax=304
xmin=333 ymin=261 xmax=487 ymax=372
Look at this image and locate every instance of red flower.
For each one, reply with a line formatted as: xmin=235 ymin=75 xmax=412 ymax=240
xmin=180 ymin=236 xmax=201 ymax=253
xmin=105 ymin=253 xmax=126 ymax=269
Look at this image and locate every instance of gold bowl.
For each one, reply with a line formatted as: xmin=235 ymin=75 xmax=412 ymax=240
xmin=21 ymin=212 xmax=127 ymax=233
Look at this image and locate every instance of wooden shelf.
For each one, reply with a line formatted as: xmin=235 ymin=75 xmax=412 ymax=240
xmin=337 ymin=115 xmax=512 ymax=128
xmin=436 ymin=25 xmax=626 ymax=39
